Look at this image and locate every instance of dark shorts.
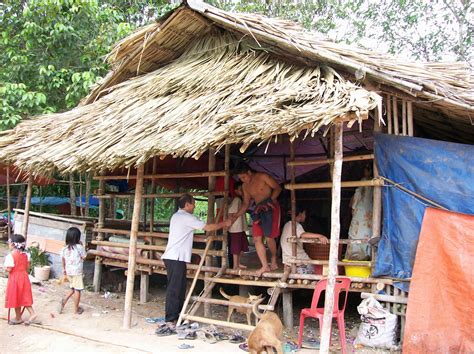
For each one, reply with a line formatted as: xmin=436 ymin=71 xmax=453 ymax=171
xmin=229 ymin=232 xmax=249 ymax=255
xmin=252 ymin=201 xmax=281 ymax=239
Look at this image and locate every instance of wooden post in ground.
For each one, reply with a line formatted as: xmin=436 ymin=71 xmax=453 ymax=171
xmin=123 ymin=164 xmax=145 ymax=329
xmin=289 ymin=139 xmax=297 ymax=274
xmin=282 ymin=289 xmax=294 ymax=329
xmin=407 ymin=101 xmax=414 ymax=137
xmin=85 ymin=173 xmax=91 ymax=217
xmin=204 ymin=148 xmax=216 ymax=317
xmin=69 ymin=174 xmax=76 ymax=216
xmin=22 ymin=175 xmax=33 ymax=240
xmin=6 ymin=166 xmax=11 ymax=239
xmin=393 ymin=97 xmax=399 ymax=135
xmin=320 ymin=122 xmax=343 ymax=353
xmin=386 ymin=95 xmax=392 ymax=135
xmin=221 ymin=145 xmax=230 ymax=269
xmin=93 ymin=176 xmax=106 ymax=293
xmin=371 ymin=110 xmax=383 ymax=291
xmin=140 ymin=271 xmax=149 ymax=304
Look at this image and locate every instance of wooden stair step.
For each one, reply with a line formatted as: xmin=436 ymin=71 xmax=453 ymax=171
xmin=191 ymin=296 xmax=274 ymax=311
xmin=183 ymin=314 xmax=255 ymax=332
xmin=204 ymin=277 xmax=278 ymax=287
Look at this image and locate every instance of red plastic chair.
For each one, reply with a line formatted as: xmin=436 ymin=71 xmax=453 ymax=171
xmin=297 ymin=277 xmax=351 ymax=353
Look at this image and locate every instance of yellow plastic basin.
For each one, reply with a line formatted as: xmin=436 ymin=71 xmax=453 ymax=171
xmin=342 ymin=259 xmax=371 ymax=278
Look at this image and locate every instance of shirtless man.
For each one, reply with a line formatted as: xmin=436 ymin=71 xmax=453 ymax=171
xmin=230 ymin=164 xmax=282 ymax=276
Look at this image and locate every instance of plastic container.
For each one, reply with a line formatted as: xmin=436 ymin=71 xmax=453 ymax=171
xmin=34 ymin=265 xmax=51 ymax=281
xmin=342 ymin=259 xmax=371 ymax=278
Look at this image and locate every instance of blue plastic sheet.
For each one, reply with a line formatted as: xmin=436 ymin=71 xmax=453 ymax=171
xmin=373 ymin=134 xmax=474 ymax=290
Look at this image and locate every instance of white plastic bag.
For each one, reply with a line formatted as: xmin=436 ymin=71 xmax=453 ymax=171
xmin=354 ymin=296 xmax=397 ymax=349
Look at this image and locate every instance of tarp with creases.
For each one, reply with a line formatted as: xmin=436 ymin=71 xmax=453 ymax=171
xmin=373 ymin=134 xmax=474 ymax=289
xmin=403 ymin=208 xmax=474 ymax=353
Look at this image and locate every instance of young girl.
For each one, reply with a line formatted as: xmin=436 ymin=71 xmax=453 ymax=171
xmin=4 ymin=234 xmax=38 ymax=325
xmin=59 ymin=227 xmax=86 ymax=314
xmin=228 ymin=182 xmax=249 ymax=270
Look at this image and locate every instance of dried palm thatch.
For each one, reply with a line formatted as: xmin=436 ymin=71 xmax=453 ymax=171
xmin=87 ymin=1 xmax=473 ymax=123
xmin=0 ymin=32 xmax=380 ymax=175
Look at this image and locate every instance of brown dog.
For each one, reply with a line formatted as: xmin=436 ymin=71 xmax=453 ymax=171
xmin=247 ymin=303 xmax=284 ymax=354
xmin=219 ymin=287 xmax=263 ymax=325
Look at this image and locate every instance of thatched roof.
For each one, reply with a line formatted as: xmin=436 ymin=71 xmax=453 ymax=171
xmin=0 ymin=0 xmax=472 ymax=175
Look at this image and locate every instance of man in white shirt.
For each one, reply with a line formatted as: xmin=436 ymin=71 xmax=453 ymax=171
xmin=158 ymin=194 xmax=231 ymax=335
xmin=280 ymin=206 xmax=328 ymax=274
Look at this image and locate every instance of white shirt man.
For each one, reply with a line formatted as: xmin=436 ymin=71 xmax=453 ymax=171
xmin=157 ymin=194 xmax=230 ymax=334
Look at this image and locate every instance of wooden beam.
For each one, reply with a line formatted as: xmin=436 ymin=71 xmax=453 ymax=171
xmin=393 ymin=96 xmax=399 ymax=135
xmin=407 ymin=101 xmax=414 ymax=136
xmin=221 ymin=144 xmax=230 ymax=269
xmin=183 ymin=315 xmax=255 ymax=332
xmin=22 ymin=176 xmax=33 ymax=239
xmin=372 ymin=115 xmax=383 ymax=290
xmin=191 ymin=296 xmax=273 ymax=311
xmin=93 ymin=171 xmax=226 ymax=180
xmin=286 ymin=258 xmax=371 ymax=267
xmin=123 ymin=164 xmax=145 ymax=329
xmin=320 ymin=122 xmax=343 ymax=353
xmin=287 ymin=153 xmax=374 ymax=167
xmin=387 ymin=95 xmax=392 ymax=134
xmin=361 ymin=292 xmax=408 ymax=304
xmin=204 ymin=277 xmax=278 ymax=287
xmin=290 ymin=140 xmax=297 ymax=274
xmin=285 ymin=179 xmax=383 ymax=190
xmin=204 ymin=148 xmax=216 ymax=317
xmin=402 ymin=100 xmax=407 ymax=136
xmin=85 ymin=173 xmax=91 ymax=217
xmin=287 ymin=237 xmax=369 ymax=244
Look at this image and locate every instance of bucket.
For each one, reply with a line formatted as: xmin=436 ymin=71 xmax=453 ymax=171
xmin=342 ymin=259 xmax=371 ymax=278
xmin=34 ymin=266 xmax=51 ymax=281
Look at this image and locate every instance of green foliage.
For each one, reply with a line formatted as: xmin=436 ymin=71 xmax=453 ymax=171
xmin=27 ymin=245 xmax=51 ymax=274
xmin=208 ymin=0 xmax=473 ymax=62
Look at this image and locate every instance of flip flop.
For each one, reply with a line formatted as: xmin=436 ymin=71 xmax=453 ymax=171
xmin=230 ymin=334 xmax=246 ymax=344
xmin=238 ymin=343 xmax=249 ymax=352
xmin=155 ymin=326 xmax=177 ymax=337
xmin=302 ymin=338 xmax=320 ymax=349
xmin=145 ymin=316 xmax=165 ymax=324
xmin=8 ymin=319 xmax=23 ymax=325
xmin=75 ymin=307 xmax=84 ymax=315
xmin=196 ymin=330 xmax=217 ymax=344
xmin=24 ymin=319 xmax=42 ymax=326
xmin=178 ymin=343 xmax=194 ymax=350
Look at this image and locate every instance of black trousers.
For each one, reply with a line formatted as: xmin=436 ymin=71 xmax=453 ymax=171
xmin=163 ymin=259 xmax=187 ymax=323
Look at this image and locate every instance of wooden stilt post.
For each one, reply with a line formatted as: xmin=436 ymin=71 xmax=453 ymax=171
xmin=372 ymin=110 xmax=383 ymax=291
xmin=93 ymin=176 xmax=106 ymax=293
xmin=402 ymin=100 xmax=407 ymax=136
xmin=320 ymin=122 xmax=343 ymax=354
xmin=149 ymin=157 xmax=157 ymax=232
xmin=85 ymin=173 xmax=91 ymax=217
xmin=123 ymin=164 xmax=145 ymax=329
xmin=204 ymin=148 xmax=216 ymax=317
xmin=69 ymin=174 xmax=76 ymax=216
xmin=22 ymin=175 xmax=33 ymax=240
xmin=282 ymin=290 xmax=293 ymax=329
xmin=289 ymin=139 xmax=297 ymax=274
xmin=386 ymin=95 xmax=392 ymax=135
xmin=407 ymin=101 xmax=414 ymax=137
xmin=393 ymin=97 xmax=399 ymax=135
xmin=79 ymin=174 xmax=83 ymax=217
xmin=221 ymin=145 xmax=230 ymax=269
xmin=6 ymin=166 xmax=11 ymax=239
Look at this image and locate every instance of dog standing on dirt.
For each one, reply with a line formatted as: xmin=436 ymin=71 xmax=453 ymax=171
xmin=247 ymin=302 xmax=284 ymax=354
xmin=219 ymin=288 xmax=263 ymax=325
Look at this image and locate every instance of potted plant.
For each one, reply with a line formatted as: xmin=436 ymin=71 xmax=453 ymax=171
xmin=28 ymin=244 xmax=51 ymax=281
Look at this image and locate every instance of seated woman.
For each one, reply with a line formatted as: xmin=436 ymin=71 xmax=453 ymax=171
xmin=280 ymin=206 xmax=328 ymax=274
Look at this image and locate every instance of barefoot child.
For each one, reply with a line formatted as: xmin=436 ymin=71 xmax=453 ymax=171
xmin=4 ymin=234 xmax=39 ymax=325
xmin=59 ymin=227 xmax=86 ymax=314
xmin=228 ymin=182 xmax=249 ymax=270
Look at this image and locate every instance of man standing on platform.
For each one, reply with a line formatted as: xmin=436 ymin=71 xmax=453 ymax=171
xmin=231 ymin=164 xmax=282 ymax=276
xmin=156 ymin=193 xmax=231 ymax=336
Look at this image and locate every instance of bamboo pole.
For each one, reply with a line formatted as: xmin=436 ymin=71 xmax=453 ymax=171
xmin=93 ymin=171 xmax=226 ymax=180
xmin=290 ymin=140 xmax=297 ymax=274
xmin=85 ymin=173 xmax=91 ymax=217
xmin=393 ymin=96 xmax=399 ymax=135
xmin=69 ymin=174 xmax=76 ymax=216
xmin=6 ymin=166 xmax=11 ymax=239
xmin=203 ymin=277 xmax=278 ymax=287
xmin=183 ymin=315 xmax=255 ymax=332
xmin=204 ymin=148 xmax=216 ymax=317
xmin=320 ymin=122 xmax=343 ymax=354
xmin=79 ymin=174 xmax=83 ymax=217
xmin=149 ymin=157 xmax=157 ymax=231
xmin=286 ymin=258 xmax=371 ymax=267
xmin=372 ymin=113 xmax=383 ymax=290
xmin=288 ymin=153 xmax=374 ymax=167
xmin=191 ymin=296 xmax=273 ymax=311
xmin=177 ymin=236 xmax=215 ymax=326
xmin=285 ymin=179 xmax=383 ymax=190
xmin=387 ymin=95 xmax=392 ymax=134
xmin=361 ymin=292 xmax=408 ymax=304
xmin=407 ymin=101 xmax=414 ymax=136
xmin=93 ymin=175 xmax=106 ymax=293
xmin=287 ymin=237 xmax=369 ymax=244
xmin=22 ymin=175 xmax=33 ymax=240
xmin=123 ymin=164 xmax=145 ymax=329
xmin=402 ymin=100 xmax=407 ymax=136
xmin=221 ymin=144 xmax=230 ymax=269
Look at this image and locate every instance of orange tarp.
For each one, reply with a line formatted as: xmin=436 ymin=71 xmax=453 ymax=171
xmin=403 ymin=208 xmax=474 ymax=353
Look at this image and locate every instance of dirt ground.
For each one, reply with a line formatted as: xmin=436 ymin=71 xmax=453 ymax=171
xmin=0 ymin=242 xmax=398 ymax=353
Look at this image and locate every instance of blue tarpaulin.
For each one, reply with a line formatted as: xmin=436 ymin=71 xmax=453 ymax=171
xmin=373 ymin=134 xmax=474 ymax=290
xmin=10 ymin=196 xmax=100 ymax=208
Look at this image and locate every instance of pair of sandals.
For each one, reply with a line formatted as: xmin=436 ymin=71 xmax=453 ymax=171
xmin=58 ymin=298 xmax=84 ymax=315
xmin=9 ymin=318 xmax=42 ymax=326
xmin=155 ymin=323 xmax=177 ymax=337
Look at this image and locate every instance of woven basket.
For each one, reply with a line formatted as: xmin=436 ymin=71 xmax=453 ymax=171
xmin=304 ymin=243 xmax=343 ymax=260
